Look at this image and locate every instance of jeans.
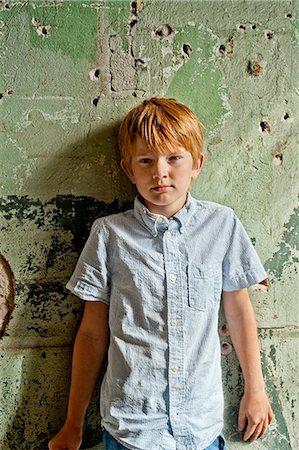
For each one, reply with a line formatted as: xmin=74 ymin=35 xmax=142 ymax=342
xmin=103 ymin=429 xmax=227 ymax=450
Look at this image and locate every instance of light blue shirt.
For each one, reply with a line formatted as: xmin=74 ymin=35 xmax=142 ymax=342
xmin=67 ymin=194 xmax=267 ymax=450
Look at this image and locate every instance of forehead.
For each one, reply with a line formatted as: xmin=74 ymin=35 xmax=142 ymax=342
xmin=131 ymin=136 xmax=187 ymax=156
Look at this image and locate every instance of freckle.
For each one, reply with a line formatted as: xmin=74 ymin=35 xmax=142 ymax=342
xmin=221 ymin=342 xmax=233 ymax=356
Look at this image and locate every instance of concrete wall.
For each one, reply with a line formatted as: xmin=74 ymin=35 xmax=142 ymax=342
xmin=0 ymin=1 xmax=298 ymax=449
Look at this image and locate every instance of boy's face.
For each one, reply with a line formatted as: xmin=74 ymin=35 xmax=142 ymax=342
xmin=121 ymin=137 xmax=204 ymax=218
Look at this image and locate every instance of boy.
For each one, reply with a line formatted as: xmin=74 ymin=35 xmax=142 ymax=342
xmin=49 ymin=97 xmax=273 ymax=450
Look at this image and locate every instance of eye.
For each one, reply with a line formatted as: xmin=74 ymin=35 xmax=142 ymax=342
xmin=168 ymin=155 xmax=182 ymax=161
xmin=139 ymin=158 xmax=152 ymax=164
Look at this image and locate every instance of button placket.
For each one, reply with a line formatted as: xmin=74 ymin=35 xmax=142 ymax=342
xmin=163 ymin=231 xmax=186 ymax=437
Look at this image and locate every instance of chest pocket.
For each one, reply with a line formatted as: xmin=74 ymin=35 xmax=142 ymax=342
xmin=187 ymin=264 xmax=220 ymax=311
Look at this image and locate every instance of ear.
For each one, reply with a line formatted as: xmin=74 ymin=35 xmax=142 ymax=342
xmin=191 ymin=153 xmax=205 ymax=180
xmin=120 ymin=159 xmax=136 ymax=184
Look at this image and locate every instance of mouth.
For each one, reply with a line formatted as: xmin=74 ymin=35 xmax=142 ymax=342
xmin=151 ymin=185 xmax=172 ymax=192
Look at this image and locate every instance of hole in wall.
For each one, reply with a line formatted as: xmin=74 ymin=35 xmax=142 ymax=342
xmin=182 ymin=43 xmax=192 ymax=57
xmin=237 ymin=23 xmax=246 ymax=31
xmin=89 ymin=67 xmax=101 ymax=81
xmin=6 ymin=88 xmax=13 ymax=96
xmin=216 ymin=44 xmax=226 ymax=56
xmin=92 ymin=96 xmax=100 ymax=107
xmin=153 ymin=24 xmax=173 ymax=39
xmin=272 ymin=153 xmax=283 ymax=166
xmin=31 ymin=17 xmax=41 ymax=27
xmin=283 ymin=112 xmax=290 ymax=120
xmin=260 ymin=121 xmax=271 ymax=133
xmin=36 ymin=25 xmax=51 ymax=38
xmin=0 ymin=254 xmax=15 ymax=339
xmin=130 ymin=1 xmax=137 ymax=15
xmin=286 ymin=12 xmax=293 ymax=20
xmin=219 ymin=323 xmax=230 ymax=337
xmin=0 ymin=93 xmax=3 ymax=100
xmin=221 ymin=342 xmax=232 ymax=356
xmin=251 ymin=23 xmax=257 ymax=30
xmin=265 ymin=30 xmax=274 ymax=40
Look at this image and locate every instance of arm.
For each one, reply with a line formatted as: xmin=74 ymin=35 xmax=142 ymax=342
xmin=223 ymin=288 xmax=274 ymax=442
xmin=48 ymin=300 xmax=110 ymax=450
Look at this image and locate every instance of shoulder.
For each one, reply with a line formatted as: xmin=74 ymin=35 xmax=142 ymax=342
xmin=192 ymin=197 xmax=235 ymax=219
xmin=91 ymin=207 xmax=135 ymax=234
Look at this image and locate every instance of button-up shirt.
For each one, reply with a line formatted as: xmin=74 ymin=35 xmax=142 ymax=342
xmin=66 ymin=194 xmax=267 ymax=450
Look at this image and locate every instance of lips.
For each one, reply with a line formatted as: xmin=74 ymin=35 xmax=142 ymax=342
xmin=151 ymin=185 xmax=171 ymax=192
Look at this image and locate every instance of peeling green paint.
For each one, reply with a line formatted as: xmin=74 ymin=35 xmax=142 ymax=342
xmin=265 ymin=205 xmax=299 ymax=281
xmin=167 ymin=25 xmax=229 ymax=134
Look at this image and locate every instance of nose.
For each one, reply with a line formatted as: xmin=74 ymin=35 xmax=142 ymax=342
xmin=152 ymin=157 xmax=168 ymax=179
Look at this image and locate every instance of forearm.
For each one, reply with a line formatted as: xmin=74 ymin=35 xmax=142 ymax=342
xmin=223 ymin=289 xmax=264 ymax=392
xmin=65 ymin=301 xmax=110 ymax=428
xmin=66 ymin=329 xmax=109 ymax=427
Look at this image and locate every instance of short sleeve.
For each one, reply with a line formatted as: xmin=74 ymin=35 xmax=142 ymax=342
xmin=66 ymin=220 xmax=110 ymax=303
xmin=222 ymin=213 xmax=268 ymax=291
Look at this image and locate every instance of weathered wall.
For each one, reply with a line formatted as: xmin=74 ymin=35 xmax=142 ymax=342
xmin=0 ymin=1 xmax=298 ymax=449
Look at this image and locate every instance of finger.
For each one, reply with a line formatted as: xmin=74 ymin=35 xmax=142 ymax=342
xmin=238 ymin=411 xmax=247 ymax=432
xmin=243 ymin=419 xmax=261 ymax=442
xmin=259 ymin=416 xmax=269 ymax=440
xmin=248 ymin=421 xmax=264 ymax=443
xmin=268 ymin=407 xmax=274 ymax=424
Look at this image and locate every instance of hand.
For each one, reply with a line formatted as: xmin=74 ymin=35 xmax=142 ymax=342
xmin=48 ymin=422 xmax=83 ymax=450
xmin=238 ymin=390 xmax=274 ymax=442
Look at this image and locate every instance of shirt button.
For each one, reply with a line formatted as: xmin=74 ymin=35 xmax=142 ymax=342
xmin=171 ymin=366 xmax=179 ymax=372
xmin=157 ymin=217 xmax=164 ymax=223
xmin=171 ymin=319 xmax=177 ymax=327
xmin=171 ymin=411 xmax=177 ymax=419
xmin=169 ymin=274 xmax=177 ymax=282
xmin=164 ymin=231 xmax=172 ymax=238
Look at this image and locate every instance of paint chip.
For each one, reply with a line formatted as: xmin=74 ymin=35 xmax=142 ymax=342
xmin=248 ymin=60 xmax=264 ymax=76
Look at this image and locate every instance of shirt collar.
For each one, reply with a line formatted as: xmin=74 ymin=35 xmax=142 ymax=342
xmin=133 ymin=193 xmax=196 ymax=237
